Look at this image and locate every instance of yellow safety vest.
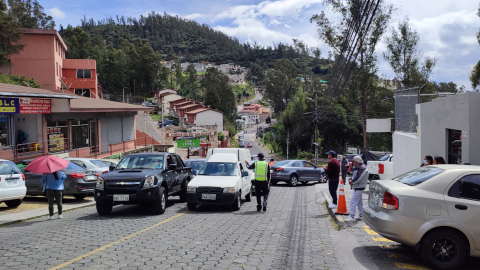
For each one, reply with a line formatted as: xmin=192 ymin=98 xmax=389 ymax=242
xmin=255 ymin=161 xmax=268 ymax=181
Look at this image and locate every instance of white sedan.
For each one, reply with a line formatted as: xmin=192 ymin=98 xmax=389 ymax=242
xmin=65 ymin=158 xmax=110 ymax=175
xmin=363 ymin=165 xmax=480 ymax=270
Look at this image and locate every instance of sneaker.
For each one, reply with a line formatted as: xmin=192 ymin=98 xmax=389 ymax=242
xmin=263 ymin=206 xmax=267 ymax=212
xmin=356 ymin=216 xmax=363 ymax=221
xmin=47 ymin=216 xmax=54 ymax=221
xmin=58 ymin=214 xmax=63 ymax=219
xmin=344 ymin=216 xmax=356 ymax=222
xmin=257 ymin=205 xmax=262 ymax=212
xmin=328 ymin=203 xmax=337 ymax=209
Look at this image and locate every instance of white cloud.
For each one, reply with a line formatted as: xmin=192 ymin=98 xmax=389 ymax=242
xmin=184 ymin=13 xmax=204 ymax=20
xmin=49 ymin=7 xmax=66 ymax=19
xmin=284 ymin=24 xmax=291 ymax=28
xmin=270 ymin=19 xmax=281 ymax=25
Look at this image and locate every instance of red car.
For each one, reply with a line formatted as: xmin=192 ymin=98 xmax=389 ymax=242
xmin=247 ymin=143 xmax=253 ymax=148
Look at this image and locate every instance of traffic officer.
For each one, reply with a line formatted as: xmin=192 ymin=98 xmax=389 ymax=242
xmin=246 ymin=153 xmax=271 ymax=212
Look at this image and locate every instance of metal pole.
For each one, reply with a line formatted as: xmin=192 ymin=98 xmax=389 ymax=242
xmin=162 ymin=102 xmax=165 ymax=144
xmin=123 ymin=87 xmax=125 ymax=103
xmin=315 ymin=91 xmax=318 ymax=166
xmin=287 ymin=130 xmax=289 ymax=160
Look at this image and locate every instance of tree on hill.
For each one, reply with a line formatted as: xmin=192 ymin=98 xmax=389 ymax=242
xmin=202 ymin=68 xmax=236 ymax=122
xmin=0 ymin=0 xmax=25 ymax=65
xmin=4 ymin=0 xmax=55 ymax=29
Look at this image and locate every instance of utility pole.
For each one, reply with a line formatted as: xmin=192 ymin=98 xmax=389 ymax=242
xmin=287 ymin=131 xmax=289 ymax=160
xmin=161 ymin=101 xmax=165 ymax=144
xmin=314 ymin=91 xmax=318 ymax=167
xmin=122 ymin=87 xmax=125 ymax=103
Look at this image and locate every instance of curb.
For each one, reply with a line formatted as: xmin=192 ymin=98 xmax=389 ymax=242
xmin=322 ymin=190 xmax=348 ymax=230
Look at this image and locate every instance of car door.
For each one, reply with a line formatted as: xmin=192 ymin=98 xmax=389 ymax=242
xmin=239 ymin=163 xmax=249 ymax=193
xmin=291 ymin=161 xmax=305 ymax=179
xmin=173 ymin=155 xmax=185 ymax=192
xmin=444 ymin=174 xmax=480 ymax=251
xmin=302 ymin=161 xmax=318 ymax=181
xmin=165 ymin=155 xmax=179 ymax=192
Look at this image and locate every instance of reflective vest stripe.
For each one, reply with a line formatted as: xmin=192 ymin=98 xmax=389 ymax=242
xmin=255 ymin=161 xmax=268 ymax=181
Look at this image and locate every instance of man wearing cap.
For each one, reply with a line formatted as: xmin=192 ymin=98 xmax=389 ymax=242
xmin=323 ymin=150 xmax=340 ymax=209
xmin=246 ymin=153 xmax=271 ymax=212
xmin=344 ymin=155 xmax=369 ymax=222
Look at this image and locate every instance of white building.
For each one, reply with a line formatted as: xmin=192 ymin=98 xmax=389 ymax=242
xmin=185 ymin=108 xmax=224 ymax=132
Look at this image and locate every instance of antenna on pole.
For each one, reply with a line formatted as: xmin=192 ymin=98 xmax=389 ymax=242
xmin=58 ymin=79 xmax=72 ymax=94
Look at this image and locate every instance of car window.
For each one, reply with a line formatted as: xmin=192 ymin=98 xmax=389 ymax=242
xmin=71 ymin=160 xmax=86 ymax=169
xmin=303 ymin=161 xmax=315 ymax=168
xmin=175 ymin=155 xmax=184 ymax=168
xmin=292 ymin=161 xmax=304 ymax=167
xmin=166 ymin=155 xmax=176 ymax=166
xmin=393 ymin=167 xmax=444 ymax=186
xmin=380 ymin=155 xmax=391 ymax=161
xmin=275 ymin=160 xmax=291 ymax=167
xmin=65 ymin=162 xmax=84 ymax=171
xmin=448 ymin=174 xmax=480 ymax=201
xmin=0 ymin=161 xmax=21 ymax=174
xmin=89 ymin=160 xmax=108 ymax=168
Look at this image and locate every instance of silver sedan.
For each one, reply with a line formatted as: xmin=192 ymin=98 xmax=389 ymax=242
xmin=363 ymin=165 xmax=480 ymax=270
xmin=270 ymin=160 xmax=327 ymax=186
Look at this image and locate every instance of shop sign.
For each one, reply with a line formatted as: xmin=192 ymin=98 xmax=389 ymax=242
xmin=19 ymin=98 xmax=51 ymax=114
xmin=177 ymin=139 xmax=200 ymax=148
xmin=167 ymin=131 xmax=216 ymax=137
xmin=0 ymin=98 xmax=19 ymax=114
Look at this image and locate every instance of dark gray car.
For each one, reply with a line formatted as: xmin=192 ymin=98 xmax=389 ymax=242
xmin=270 ymin=160 xmax=327 ymax=186
xmin=16 ymin=160 xmax=98 ymax=200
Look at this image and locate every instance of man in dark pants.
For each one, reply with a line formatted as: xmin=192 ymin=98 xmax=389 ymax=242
xmin=341 ymin=156 xmax=349 ymax=185
xmin=322 ymin=150 xmax=340 ymax=209
xmin=246 ymin=153 xmax=270 ymax=212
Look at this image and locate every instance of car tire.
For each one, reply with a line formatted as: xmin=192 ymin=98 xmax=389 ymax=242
xmin=421 ymin=229 xmax=467 ymax=270
xmin=73 ymin=194 xmax=87 ymax=200
xmin=289 ymin=175 xmax=298 ymax=187
xmin=301 ymin=181 xmax=308 ymax=185
xmin=320 ymin=173 xmax=328 ymax=183
xmin=232 ymin=192 xmax=241 ymax=211
xmin=151 ymin=187 xmax=167 ymax=215
xmin=179 ymin=179 xmax=189 ymax=203
xmin=245 ymin=188 xmax=252 ymax=202
xmin=96 ymin=200 xmax=113 ymax=215
xmin=5 ymin=199 xmax=23 ymax=208
xmin=187 ymin=202 xmax=197 ymax=211
xmin=271 ymin=181 xmax=278 ymax=185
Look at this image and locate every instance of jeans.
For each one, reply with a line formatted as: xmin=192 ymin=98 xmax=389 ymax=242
xmin=328 ymin=179 xmax=339 ymax=205
xmin=46 ymin=189 xmax=63 ymax=216
xmin=350 ymin=189 xmax=364 ymax=218
xmin=254 ymin=181 xmax=269 ymax=206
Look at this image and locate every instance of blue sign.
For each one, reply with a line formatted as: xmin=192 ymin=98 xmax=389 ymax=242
xmin=0 ymin=98 xmax=19 ymax=114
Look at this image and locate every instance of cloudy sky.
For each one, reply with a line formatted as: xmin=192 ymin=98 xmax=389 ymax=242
xmin=41 ymin=0 xmax=480 ymax=89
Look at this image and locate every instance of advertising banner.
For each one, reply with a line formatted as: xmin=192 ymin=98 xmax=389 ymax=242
xmin=19 ymin=98 xmax=51 ymax=114
xmin=0 ymin=98 xmax=19 ymax=114
xmin=177 ymin=139 xmax=200 ymax=148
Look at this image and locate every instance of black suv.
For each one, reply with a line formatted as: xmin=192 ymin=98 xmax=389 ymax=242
xmin=95 ymin=152 xmax=192 ymax=215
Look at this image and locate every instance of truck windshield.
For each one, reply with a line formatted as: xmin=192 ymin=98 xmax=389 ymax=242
xmin=198 ymin=162 xmax=239 ymax=176
xmin=116 ymin=156 xmax=165 ymax=170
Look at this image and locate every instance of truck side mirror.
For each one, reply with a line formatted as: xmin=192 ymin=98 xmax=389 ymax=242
xmin=109 ymin=164 xmax=115 ymax=172
xmin=168 ymin=164 xmax=177 ymax=171
xmin=242 ymin=171 xmax=249 ymax=177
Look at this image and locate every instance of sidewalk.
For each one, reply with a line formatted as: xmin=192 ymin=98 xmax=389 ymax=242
xmin=0 ymin=198 xmax=95 ymax=226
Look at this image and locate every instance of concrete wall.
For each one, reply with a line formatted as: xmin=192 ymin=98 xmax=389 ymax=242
xmin=195 ymin=110 xmax=223 ymax=132
xmin=393 ymin=131 xmax=421 ymax=177
xmin=14 ymin=114 xmax=40 ymax=144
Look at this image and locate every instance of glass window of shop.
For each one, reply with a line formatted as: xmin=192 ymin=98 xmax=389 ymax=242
xmin=72 ymin=120 xmax=89 ymax=148
xmin=0 ymin=115 xmax=11 ymax=147
xmin=47 ymin=121 xmax=68 ymax=152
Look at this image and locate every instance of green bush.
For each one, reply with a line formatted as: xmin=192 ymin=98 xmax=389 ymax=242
xmin=297 ymin=150 xmax=314 ymax=160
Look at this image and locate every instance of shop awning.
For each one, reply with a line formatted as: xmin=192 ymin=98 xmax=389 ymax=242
xmin=0 ymin=83 xmax=77 ymax=99
xmin=70 ymin=96 xmax=153 ymax=112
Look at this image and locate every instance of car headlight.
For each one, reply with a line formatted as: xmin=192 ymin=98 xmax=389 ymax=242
xmin=143 ymin=176 xmax=155 ymax=189
xmin=96 ymin=177 xmax=104 ymax=190
xmin=223 ymin=187 xmax=236 ymax=193
xmin=187 ymin=186 xmax=196 ymax=193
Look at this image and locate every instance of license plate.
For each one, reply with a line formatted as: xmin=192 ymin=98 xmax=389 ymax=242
xmin=85 ymin=175 xmax=95 ymax=180
xmin=202 ymin=194 xmax=216 ymax=200
xmin=6 ymin=180 xmax=17 ymax=185
xmin=113 ymin=194 xmax=129 ymax=201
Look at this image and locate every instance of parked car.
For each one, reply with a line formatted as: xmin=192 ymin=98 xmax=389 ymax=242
xmin=247 ymin=143 xmax=253 ymax=148
xmin=239 ymin=141 xmax=245 ymax=148
xmin=347 ymin=151 xmax=379 ymax=175
xmin=98 ymin=159 xmax=119 ymax=167
xmin=65 ymin=158 xmax=110 ymax=175
xmin=189 ymin=147 xmax=200 ymax=156
xmin=186 ymin=153 xmax=252 ymax=211
xmin=95 ymin=153 xmax=193 ymax=215
xmin=183 ymin=158 xmax=206 ymax=176
xmin=270 ymin=160 xmax=327 ymax=186
xmin=368 ymin=154 xmax=393 ymax=180
xmin=364 ymin=165 xmax=480 ymax=270
xmin=0 ymin=160 xmax=26 ymax=208
xmin=17 ymin=160 xmax=98 ymax=200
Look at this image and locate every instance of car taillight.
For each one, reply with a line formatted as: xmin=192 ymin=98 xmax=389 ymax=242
xmin=71 ymin=173 xmax=85 ymax=179
xmin=275 ymin=168 xmax=284 ymax=171
xmin=378 ymin=164 xmax=384 ymax=174
xmin=95 ymin=172 xmax=100 ymax=177
xmin=102 ymin=171 xmax=108 ymax=174
xmin=21 ymin=173 xmax=25 ymax=181
xmin=382 ymin=191 xmax=399 ymax=210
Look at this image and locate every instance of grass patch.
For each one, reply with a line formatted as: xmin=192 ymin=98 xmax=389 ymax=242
xmin=323 ymin=201 xmax=340 ymax=231
xmin=150 ymin=114 xmax=162 ymax=122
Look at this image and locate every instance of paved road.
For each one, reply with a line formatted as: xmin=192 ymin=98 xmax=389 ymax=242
xmin=0 ymin=184 xmax=337 ymax=270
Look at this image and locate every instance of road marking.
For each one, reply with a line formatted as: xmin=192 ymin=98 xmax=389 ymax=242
xmin=364 ymin=228 xmax=378 ymax=235
xmin=372 ymin=237 xmax=394 ymax=242
xmin=50 ymin=212 xmax=185 ymax=270
xmin=394 ymin=262 xmax=431 ymax=270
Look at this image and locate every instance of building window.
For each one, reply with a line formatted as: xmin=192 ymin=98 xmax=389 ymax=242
xmin=47 ymin=121 xmax=68 ymax=152
xmin=448 ymin=129 xmax=462 ymax=164
xmin=55 ymin=40 xmax=57 ymax=52
xmin=72 ymin=120 xmax=89 ymax=148
xmin=56 ymin=63 xmax=58 ymax=76
xmin=74 ymin=89 xmax=91 ymax=98
xmin=76 ymin=69 xmax=92 ymax=79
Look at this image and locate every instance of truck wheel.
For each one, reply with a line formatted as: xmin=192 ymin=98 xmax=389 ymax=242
xmin=151 ymin=187 xmax=167 ymax=215
xmin=245 ymin=188 xmax=252 ymax=202
xmin=73 ymin=194 xmax=87 ymax=200
xmin=187 ymin=203 xmax=197 ymax=210
xmin=421 ymin=229 xmax=467 ymax=270
xmin=5 ymin=199 xmax=23 ymax=208
xmin=96 ymin=201 xmax=113 ymax=215
xmin=232 ymin=192 xmax=241 ymax=211
xmin=179 ymin=179 xmax=189 ymax=203
xmin=289 ymin=175 xmax=298 ymax=186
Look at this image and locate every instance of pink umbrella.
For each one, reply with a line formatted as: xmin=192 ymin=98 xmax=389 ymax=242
xmin=25 ymin=155 xmax=70 ymax=174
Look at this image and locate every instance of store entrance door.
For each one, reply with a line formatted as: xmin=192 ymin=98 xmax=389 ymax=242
xmin=0 ymin=115 xmax=10 ymax=147
xmin=90 ymin=121 xmax=98 ymax=154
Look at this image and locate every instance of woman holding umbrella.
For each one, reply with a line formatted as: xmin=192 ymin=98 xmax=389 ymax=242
xmin=26 ymin=155 xmax=70 ymax=220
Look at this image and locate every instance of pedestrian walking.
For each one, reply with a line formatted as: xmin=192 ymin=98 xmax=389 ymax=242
xmin=340 ymin=155 xmax=349 ymax=185
xmin=246 ymin=153 xmax=271 ymax=212
xmin=344 ymin=155 xmax=368 ymax=222
xmin=421 ymin=155 xmax=433 ymax=167
xmin=40 ymin=170 xmax=67 ymax=220
xmin=322 ymin=150 xmax=340 ymax=209
xmin=433 ymin=156 xmax=446 ymax=165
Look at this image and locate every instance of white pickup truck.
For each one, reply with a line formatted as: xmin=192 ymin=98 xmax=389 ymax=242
xmin=367 ymin=154 xmax=393 ymax=180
